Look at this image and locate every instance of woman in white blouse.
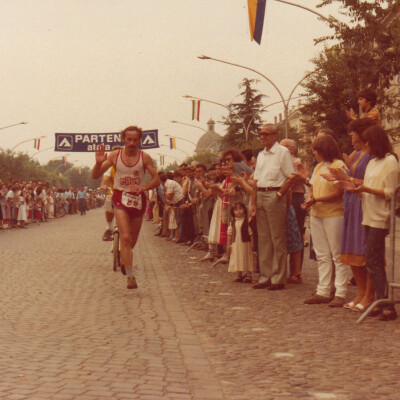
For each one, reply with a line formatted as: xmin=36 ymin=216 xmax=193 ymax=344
xmin=345 ymin=125 xmax=399 ymax=321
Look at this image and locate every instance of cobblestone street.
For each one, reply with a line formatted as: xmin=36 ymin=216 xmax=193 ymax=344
xmin=1 ymin=209 xmax=400 ymax=400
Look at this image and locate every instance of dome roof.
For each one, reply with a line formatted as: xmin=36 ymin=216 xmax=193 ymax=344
xmin=196 ymin=119 xmax=222 ymax=152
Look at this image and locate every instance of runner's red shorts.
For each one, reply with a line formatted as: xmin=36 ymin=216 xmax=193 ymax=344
xmin=112 ymin=189 xmax=146 ymax=218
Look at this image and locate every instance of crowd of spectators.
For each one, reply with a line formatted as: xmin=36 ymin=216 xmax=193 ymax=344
xmin=0 ymin=180 xmax=103 ymax=229
xmin=146 ymin=119 xmax=399 ymax=321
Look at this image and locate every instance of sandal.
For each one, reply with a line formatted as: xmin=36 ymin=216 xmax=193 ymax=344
xmin=287 ymin=274 xmax=302 ymax=284
xmin=233 ymin=276 xmax=243 ymax=282
xmin=343 ymin=301 xmax=355 ymax=309
xmin=350 ymin=303 xmax=366 ymax=313
xmin=243 ymin=276 xmax=252 ymax=283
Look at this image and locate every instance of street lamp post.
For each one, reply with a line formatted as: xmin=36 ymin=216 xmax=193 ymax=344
xmin=165 ymin=134 xmax=197 ymax=147
xmin=31 ymin=146 xmax=54 ymax=158
xmin=0 ymin=121 xmax=28 ymax=131
xmin=47 ymin=154 xmax=71 ymax=164
xmin=160 ymin=144 xmax=191 ymax=157
xmin=198 ymin=56 xmax=314 ymax=138
xmin=245 ymin=95 xmax=305 ymax=135
xmin=275 ymin=0 xmax=340 ymax=26
xmin=170 ymin=120 xmax=207 ymax=134
xmin=183 ymin=95 xmax=251 ymax=141
xmin=11 ymin=135 xmax=47 ymax=152
xmin=157 ymin=152 xmax=181 ymax=165
xmin=55 ymin=160 xmax=79 ymax=174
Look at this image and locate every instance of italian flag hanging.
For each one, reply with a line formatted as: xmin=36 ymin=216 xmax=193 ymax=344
xmin=33 ymin=138 xmax=40 ymax=150
xmin=191 ymin=100 xmax=200 ymax=121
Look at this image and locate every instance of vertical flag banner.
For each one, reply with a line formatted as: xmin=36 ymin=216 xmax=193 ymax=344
xmin=78 ymin=167 xmax=81 ymax=175
xmin=33 ymin=138 xmax=40 ymax=150
xmin=170 ymin=137 xmax=176 ymax=150
xmin=191 ymin=100 xmax=200 ymax=121
xmin=248 ymin=0 xmax=267 ymax=45
xmin=62 ymin=156 xmax=67 ymax=165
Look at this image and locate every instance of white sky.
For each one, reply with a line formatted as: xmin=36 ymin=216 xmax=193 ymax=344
xmin=0 ymin=0 xmax=340 ymax=168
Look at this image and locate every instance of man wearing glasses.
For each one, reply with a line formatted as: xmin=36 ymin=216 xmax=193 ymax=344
xmin=249 ymin=124 xmax=294 ymax=290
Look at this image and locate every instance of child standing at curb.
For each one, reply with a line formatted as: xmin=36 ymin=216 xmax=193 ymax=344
xmin=227 ymin=202 xmax=254 ymax=283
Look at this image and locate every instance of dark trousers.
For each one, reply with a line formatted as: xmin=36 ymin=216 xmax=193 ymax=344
xmin=78 ymin=198 xmax=86 ymax=215
xmin=181 ymin=206 xmax=195 ymax=243
xmin=292 ymin=192 xmax=307 ymax=271
xmin=365 ymin=225 xmax=394 ymax=311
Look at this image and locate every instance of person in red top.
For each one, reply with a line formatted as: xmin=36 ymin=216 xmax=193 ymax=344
xmin=92 ymin=126 xmax=160 ymax=289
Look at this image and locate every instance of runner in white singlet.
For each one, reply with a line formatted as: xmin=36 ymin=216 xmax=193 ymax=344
xmin=92 ymin=126 xmax=161 ymax=289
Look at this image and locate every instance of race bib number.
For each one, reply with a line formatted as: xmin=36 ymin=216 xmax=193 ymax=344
xmin=121 ymin=192 xmax=142 ymax=209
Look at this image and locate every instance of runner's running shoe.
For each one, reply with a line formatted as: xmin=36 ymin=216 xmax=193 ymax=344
xmin=102 ymin=229 xmax=113 ymax=241
xmin=127 ymin=276 xmax=138 ymax=289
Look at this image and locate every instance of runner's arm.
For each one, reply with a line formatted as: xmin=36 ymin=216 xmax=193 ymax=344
xmin=99 ymin=174 xmax=111 ymax=190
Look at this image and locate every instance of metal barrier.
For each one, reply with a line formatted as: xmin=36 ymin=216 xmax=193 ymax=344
xmin=357 ymin=184 xmax=400 ymax=323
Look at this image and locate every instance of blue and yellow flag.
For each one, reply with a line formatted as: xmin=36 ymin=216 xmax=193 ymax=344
xmin=248 ymin=0 xmax=267 ymax=45
xmin=62 ymin=156 xmax=67 ymax=165
xmin=170 ymin=137 xmax=176 ymax=150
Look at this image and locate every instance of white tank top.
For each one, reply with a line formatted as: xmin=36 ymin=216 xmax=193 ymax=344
xmin=114 ymin=149 xmax=146 ymax=192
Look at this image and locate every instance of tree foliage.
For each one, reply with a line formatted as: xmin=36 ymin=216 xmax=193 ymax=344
xmin=0 ymin=150 xmax=101 ymax=188
xmin=302 ymin=1 xmax=400 ymax=141
xmin=220 ymin=78 xmax=266 ymax=149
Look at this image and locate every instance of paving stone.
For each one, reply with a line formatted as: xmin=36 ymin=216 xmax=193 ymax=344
xmin=2 ymin=211 xmax=400 ymax=399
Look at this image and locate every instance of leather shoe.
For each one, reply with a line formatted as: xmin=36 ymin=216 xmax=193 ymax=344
xmin=379 ymin=310 xmax=397 ymax=321
xmin=252 ymin=282 xmax=269 ymax=289
xmin=267 ymin=284 xmax=285 ymax=291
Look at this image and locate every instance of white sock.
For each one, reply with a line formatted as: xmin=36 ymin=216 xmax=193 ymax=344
xmin=126 ymin=266 xmax=134 ymax=277
xmin=106 ymin=220 xmax=113 ymax=230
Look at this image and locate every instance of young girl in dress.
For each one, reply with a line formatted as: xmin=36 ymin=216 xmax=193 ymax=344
xmin=227 ymin=202 xmax=254 ymax=283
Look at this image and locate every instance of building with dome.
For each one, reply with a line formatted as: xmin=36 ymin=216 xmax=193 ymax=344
xmin=195 ymin=119 xmax=222 ymax=153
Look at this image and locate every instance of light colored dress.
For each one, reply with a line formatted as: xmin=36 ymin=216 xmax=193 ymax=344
xmin=227 ymin=217 xmax=253 ymax=273
xmin=208 ymin=197 xmax=222 ymax=244
xmin=17 ymin=196 xmax=27 ymax=221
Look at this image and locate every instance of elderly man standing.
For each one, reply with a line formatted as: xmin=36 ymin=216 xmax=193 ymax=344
xmin=249 ymin=124 xmax=294 ymax=290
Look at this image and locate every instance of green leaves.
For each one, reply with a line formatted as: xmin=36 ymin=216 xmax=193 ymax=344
xmin=303 ymin=1 xmax=400 ymax=144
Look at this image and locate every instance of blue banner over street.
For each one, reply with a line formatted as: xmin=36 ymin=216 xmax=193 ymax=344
xmin=54 ymin=130 xmax=159 ymax=152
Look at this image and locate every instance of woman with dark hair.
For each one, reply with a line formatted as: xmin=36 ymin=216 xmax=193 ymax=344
xmin=302 ymin=134 xmax=349 ymax=306
xmin=327 ymin=118 xmax=377 ymax=312
xmin=344 ymin=125 xmax=399 ymax=320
